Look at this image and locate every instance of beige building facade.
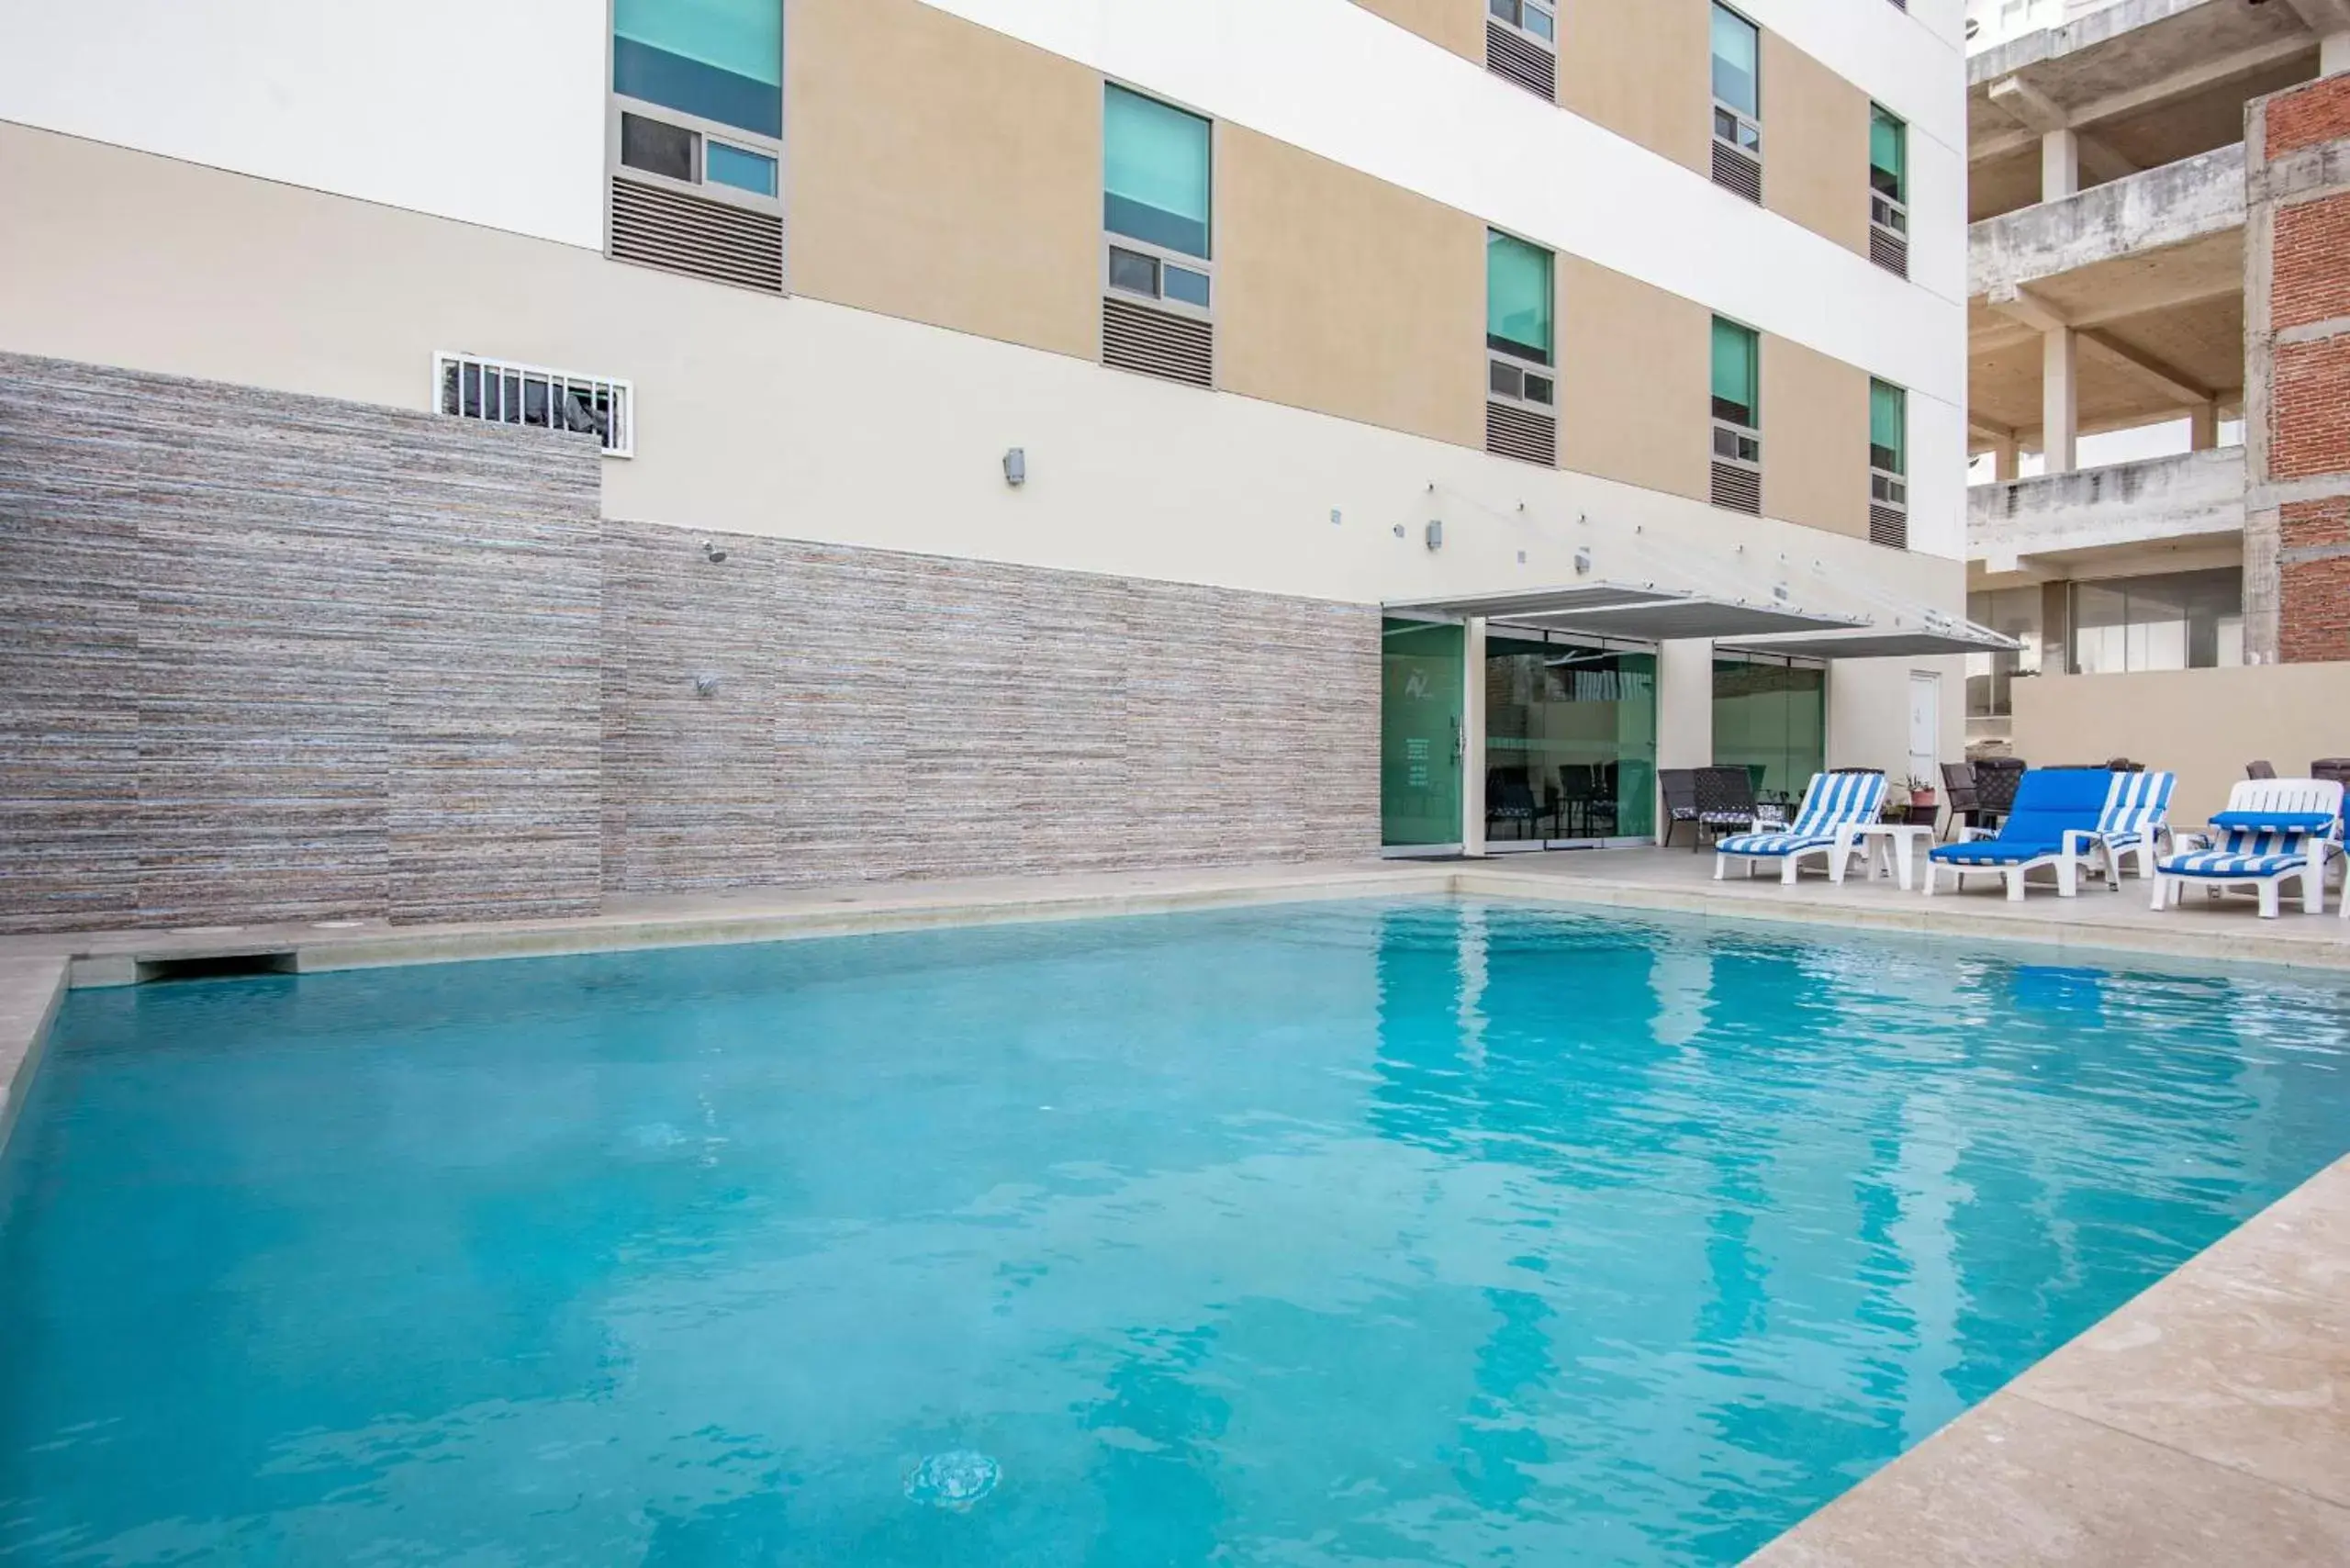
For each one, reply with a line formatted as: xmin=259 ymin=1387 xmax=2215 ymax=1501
xmin=0 ymin=0 xmax=1976 ymax=918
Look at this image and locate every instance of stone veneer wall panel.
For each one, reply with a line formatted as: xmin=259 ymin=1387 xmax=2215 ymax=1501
xmin=599 ymin=522 xmax=1382 ymax=895
xmin=0 ymin=353 xmax=604 ymax=932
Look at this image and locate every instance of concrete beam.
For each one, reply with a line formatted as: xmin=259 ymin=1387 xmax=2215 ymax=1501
xmin=1968 ymin=447 xmax=2249 ymax=566
xmin=1988 ymin=283 xmax=2068 ymax=335
xmin=1988 ymin=75 xmax=2067 ymax=135
xmin=2079 ymin=332 xmax=2215 ymax=408
xmin=2280 ymin=1 xmax=2350 ymax=45
xmin=1971 ymin=37 xmax=2316 ymax=164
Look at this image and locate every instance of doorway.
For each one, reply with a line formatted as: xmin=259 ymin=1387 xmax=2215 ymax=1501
xmin=1907 ymin=670 xmax=1940 ymax=792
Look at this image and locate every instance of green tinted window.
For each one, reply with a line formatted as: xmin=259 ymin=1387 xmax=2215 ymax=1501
xmin=1711 ymin=318 xmax=1758 ymax=425
xmin=1486 ymin=231 xmax=1553 ymax=363
xmin=1711 ymin=4 xmax=1759 ymax=118
xmin=1870 ymin=105 xmax=1907 ymax=201
xmin=1870 ymin=379 xmax=1907 ymax=475
xmin=613 ymin=0 xmax=782 ymax=139
xmin=1104 ymin=86 xmax=1213 ymax=259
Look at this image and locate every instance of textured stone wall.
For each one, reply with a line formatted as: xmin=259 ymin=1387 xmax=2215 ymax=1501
xmin=600 ymin=523 xmax=1382 ymax=893
xmin=0 ymin=353 xmax=605 ymax=932
xmin=0 ymin=355 xmax=1382 ymax=932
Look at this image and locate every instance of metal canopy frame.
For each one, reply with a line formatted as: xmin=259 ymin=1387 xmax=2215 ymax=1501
xmin=1383 ymin=580 xmax=1868 ymax=643
xmin=1719 ymin=627 xmax=2026 ymax=660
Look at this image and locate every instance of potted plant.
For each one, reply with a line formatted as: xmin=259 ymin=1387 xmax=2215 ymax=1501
xmin=1903 ymin=775 xmax=1937 ymax=812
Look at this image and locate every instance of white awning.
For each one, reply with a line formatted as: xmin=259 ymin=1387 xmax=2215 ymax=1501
xmin=1385 ymin=580 xmax=1869 ymax=642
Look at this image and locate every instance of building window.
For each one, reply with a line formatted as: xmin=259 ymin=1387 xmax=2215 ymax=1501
xmin=1101 ymin=85 xmax=1215 ymax=386
xmin=613 ymin=0 xmax=782 ymax=139
xmin=1869 ymin=378 xmax=1908 ymax=548
xmin=1869 ymin=105 xmax=1908 ymax=275
xmin=1485 ymin=230 xmax=1557 ymax=465
xmin=1709 ymin=4 xmax=1762 ymax=202
xmin=608 ymin=0 xmax=786 ymax=293
xmin=2070 ymin=570 xmax=2244 ymax=676
xmin=1965 ymin=587 xmax=2043 ymax=721
xmin=1485 ymin=0 xmax=1558 ymax=98
xmin=1710 ymin=318 xmax=1761 ymax=512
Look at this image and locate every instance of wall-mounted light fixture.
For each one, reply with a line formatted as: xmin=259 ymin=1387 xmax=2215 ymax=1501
xmin=1572 ymin=547 xmax=1593 ymax=576
xmin=700 ymin=539 xmax=728 ymax=564
xmin=1424 ymin=520 xmax=1443 ymax=552
xmin=1002 ymin=447 xmax=1026 ymax=487
xmin=693 ymin=672 xmax=722 ymax=697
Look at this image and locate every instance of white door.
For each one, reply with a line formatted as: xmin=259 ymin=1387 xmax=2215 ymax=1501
xmin=1908 ymin=671 xmax=1940 ymax=791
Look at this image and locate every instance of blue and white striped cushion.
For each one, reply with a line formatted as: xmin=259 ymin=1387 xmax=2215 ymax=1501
xmin=2094 ymin=770 xmax=2174 ymax=844
xmin=2162 ymin=850 xmax=2308 ymax=879
xmin=1716 ymin=832 xmax=1833 ymax=857
xmin=1930 ymin=841 xmax=2061 ymax=867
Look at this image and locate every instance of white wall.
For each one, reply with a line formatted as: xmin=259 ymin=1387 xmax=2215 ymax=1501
xmin=0 ymin=0 xmax=606 ymax=249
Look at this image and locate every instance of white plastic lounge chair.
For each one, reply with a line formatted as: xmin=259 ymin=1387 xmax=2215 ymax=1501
xmin=2058 ymin=769 xmax=2176 ymax=890
xmin=1713 ymin=771 xmax=1886 ymax=886
xmin=1923 ymin=767 xmax=2111 ymax=901
xmin=2151 ymin=778 xmax=2344 ymax=918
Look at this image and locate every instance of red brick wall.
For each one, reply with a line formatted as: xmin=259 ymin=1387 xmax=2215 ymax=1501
xmin=2274 ymin=192 xmax=2350 ymax=331
xmin=2281 ymin=501 xmax=2350 ymax=664
xmin=2274 ymin=336 xmax=2350 ymax=481
xmin=2266 ymin=73 xmax=2350 ymax=159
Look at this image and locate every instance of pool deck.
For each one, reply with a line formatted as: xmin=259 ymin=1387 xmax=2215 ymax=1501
xmin=2 ymin=846 xmax=2346 ymax=1563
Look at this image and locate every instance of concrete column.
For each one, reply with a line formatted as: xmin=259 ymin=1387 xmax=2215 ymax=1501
xmin=1994 ymin=435 xmax=2020 ymax=481
xmin=1460 ymin=617 xmax=1487 ymax=857
xmin=2322 ymin=31 xmax=2350 ymax=75
xmin=2188 ymin=402 xmax=2219 ymax=452
xmin=2041 ymin=328 xmax=2078 ymax=475
xmin=2039 ymin=579 xmax=2071 ymax=676
xmin=2041 ymin=129 xmax=2079 ymax=201
xmin=1654 ymin=638 xmax=1715 ymax=845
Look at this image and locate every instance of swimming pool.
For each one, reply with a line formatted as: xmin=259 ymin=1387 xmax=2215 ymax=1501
xmin=2 ymin=898 xmax=2344 ymax=1565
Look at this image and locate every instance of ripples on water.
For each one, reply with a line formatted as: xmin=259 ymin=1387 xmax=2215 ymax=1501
xmin=1 ymin=899 xmax=2344 ymax=1565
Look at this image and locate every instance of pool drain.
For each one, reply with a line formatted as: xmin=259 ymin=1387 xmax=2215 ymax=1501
xmin=905 ymin=1450 xmax=1000 ymax=1510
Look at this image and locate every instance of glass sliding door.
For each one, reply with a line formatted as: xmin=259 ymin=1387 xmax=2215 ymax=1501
xmin=1382 ymin=619 xmax=1464 ymax=852
xmin=1712 ymin=655 xmax=1826 ymax=811
xmin=1484 ymin=632 xmax=1658 ymax=848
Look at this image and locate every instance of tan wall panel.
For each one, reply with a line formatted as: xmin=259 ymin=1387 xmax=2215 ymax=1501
xmin=1355 ymin=0 xmax=1483 ymax=62
xmin=1761 ymin=336 xmax=1870 ymax=540
xmin=1558 ymin=0 xmax=1710 ymax=176
xmin=787 ymin=0 xmax=1099 ymax=360
xmin=2010 ymin=663 xmax=2350 ymax=827
xmin=1217 ymin=127 xmax=1485 ymax=448
xmin=1556 ymin=256 xmax=1710 ymax=503
xmin=1759 ymin=32 xmax=1870 ymax=258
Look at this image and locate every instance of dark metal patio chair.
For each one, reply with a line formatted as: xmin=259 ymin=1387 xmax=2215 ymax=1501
xmin=1692 ymin=766 xmax=1758 ymax=852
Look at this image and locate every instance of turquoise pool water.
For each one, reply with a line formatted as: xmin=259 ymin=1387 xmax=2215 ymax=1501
xmin=2 ymin=899 xmax=2346 ymax=1565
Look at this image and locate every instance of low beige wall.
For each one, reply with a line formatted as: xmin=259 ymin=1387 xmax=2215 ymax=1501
xmin=2009 ymin=663 xmax=2350 ymax=827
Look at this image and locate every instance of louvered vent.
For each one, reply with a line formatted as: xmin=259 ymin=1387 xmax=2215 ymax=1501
xmin=1711 ymin=142 xmax=1762 ymax=204
xmin=1711 ymin=463 xmax=1762 ymax=514
xmin=610 ymin=176 xmax=783 ymax=293
xmin=1102 ymin=297 xmax=1214 ymax=387
xmin=1486 ymin=403 xmax=1556 ymax=466
xmin=1869 ymin=504 xmax=1908 ymax=549
xmin=1870 ymin=228 xmax=1909 ymax=277
xmin=1485 ymin=22 xmax=1556 ymax=99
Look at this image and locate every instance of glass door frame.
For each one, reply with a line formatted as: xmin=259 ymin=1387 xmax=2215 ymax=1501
xmin=1381 ymin=613 xmax=1468 ymax=858
xmin=1481 ymin=622 xmax=1660 ymax=854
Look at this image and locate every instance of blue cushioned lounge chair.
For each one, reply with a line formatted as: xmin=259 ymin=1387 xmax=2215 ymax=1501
xmin=2056 ymin=768 xmax=2177 ymax=890
xmin=1923 ymin=767 xmax=2112 ymax=901
xmin=1713 ymin=770 xmax=1886 ymax=886
xmin=2154 ymin=778 xmax=2344 ymax=918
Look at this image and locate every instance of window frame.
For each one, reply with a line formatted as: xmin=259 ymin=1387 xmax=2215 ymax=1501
xmin=605 ymin=0 xmax=788 ymax=224
xmin=1485 ymin=228 xmax=1557 ymax=418
xmin=1709 ymin=3 xmax=1763 ymax=159
xmin=1709 ymin=317 xmax=1762 ymax=468
xmin=1487 ymin=0 xmax=1558 ymax=50
xmin=1869 ymin=104 xmax=1908 ymax=240
xmin=1869 ymin=377 xmax=1908 ymax=513
xmin=1100 ymin=82 xmax=1218 ymax=327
